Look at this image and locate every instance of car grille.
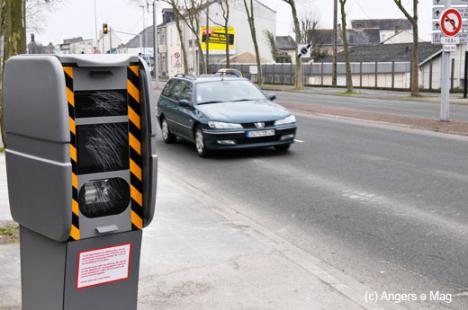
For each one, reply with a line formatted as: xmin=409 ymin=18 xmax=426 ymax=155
xmin=242 ymin=121 xmax=275 ymax=129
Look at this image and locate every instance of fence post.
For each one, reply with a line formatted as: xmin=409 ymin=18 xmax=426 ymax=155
xmin=360 ymin=62 xmax=363 ymax=88
xmin=409 ymin=61 xmax=412 ymax=91
xmin=429 ymin=60 xmax=433 ymax=91
xmin=391 ymin=61 xmax=395 ymax=89
xmin=321 ymin=62 xmax=324 ymax=86
xmin=375 ymin=61 xmax=378 ymax=88
xmin=451 ymin=58 xmax=455 ymax=92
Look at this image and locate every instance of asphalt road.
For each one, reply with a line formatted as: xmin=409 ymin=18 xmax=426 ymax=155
xmin=273 ymin=91 xmax=468 ymax=122
xmin=153 ymin=103 xmax=468 ymax=309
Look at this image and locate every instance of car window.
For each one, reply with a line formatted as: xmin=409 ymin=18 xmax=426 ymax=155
xmin=196 ymin=80 xmax=265 ymax=104
xmin=161 ymin=79 xmax=175 ymax=98
xmin=171 ymin=80 xmax=186 ymax=101
xmin=180 ymin=81 xmax=193 ymax=102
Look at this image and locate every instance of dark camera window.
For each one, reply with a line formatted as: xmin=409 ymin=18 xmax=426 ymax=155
xmin=79 ymin=178 xmax=130 ymax=218
xmin=76 ymin=122 xmax=129 ymax=174
xmin=75 ymin=90 xmax=128 ymax=118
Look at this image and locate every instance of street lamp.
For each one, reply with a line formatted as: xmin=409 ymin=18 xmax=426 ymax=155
xmin=146 ymin=0 xmax=160 ymax=83
xmin=139 ymin=5 xmax=146 ymax=57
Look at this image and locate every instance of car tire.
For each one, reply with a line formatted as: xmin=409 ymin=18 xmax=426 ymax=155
xmin=194 ymin=126 xmax=210 ymax=157
xmin=161 ymin=117 xmax=176 ymax=144
xmin=275 ymin=144 xmax=291 ymax=152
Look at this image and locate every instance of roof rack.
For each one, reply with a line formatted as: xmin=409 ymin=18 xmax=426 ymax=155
xmin=174 ymin=73 xmax=196 ymax=80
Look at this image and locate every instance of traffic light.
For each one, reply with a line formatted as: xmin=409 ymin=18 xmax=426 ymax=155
xmin=103 ymin=23 xmax=109 ymax=34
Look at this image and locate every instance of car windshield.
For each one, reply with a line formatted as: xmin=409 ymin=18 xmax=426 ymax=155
xmin=196 ymin=80 xmax=265 ymax=104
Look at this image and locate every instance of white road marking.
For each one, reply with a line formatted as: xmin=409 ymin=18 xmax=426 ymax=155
xmin=294 ymin=139 xmax=304 ymax=143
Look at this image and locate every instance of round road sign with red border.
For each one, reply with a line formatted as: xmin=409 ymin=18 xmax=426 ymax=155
xmin=440 ymin=8 xmax=463 ymax=37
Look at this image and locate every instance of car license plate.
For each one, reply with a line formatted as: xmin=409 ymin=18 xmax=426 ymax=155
xmin=247 ymin=129 xmax=275 ymax=138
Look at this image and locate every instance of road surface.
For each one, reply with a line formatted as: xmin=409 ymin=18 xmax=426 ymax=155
xmin=274 ymin=91 xmax=468 ymax=122
xmin=153 ymin=108 xmax=468 ymax=309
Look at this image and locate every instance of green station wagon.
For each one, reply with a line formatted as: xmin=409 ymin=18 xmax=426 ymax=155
xmin=156 ymin=75 xmax=297 ymax=157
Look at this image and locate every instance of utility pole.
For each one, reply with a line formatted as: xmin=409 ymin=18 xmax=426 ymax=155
xmin=152 ymin=0 xmax=159 ymax=83
xmin=109 ymin=27 xmax=113 ymax=53
xmin=206 ymin=3 xmax=210 ymax=71
xmin=332 ymin=0 xmax=338 ymax=87
xmin=140 ymin=5 xmax=145 ymax=56
xmin=94 ymin=0 xmax=98 ymax=47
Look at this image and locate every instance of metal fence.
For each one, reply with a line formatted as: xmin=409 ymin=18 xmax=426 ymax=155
xmin=208 ymin=62 xmax=413 ymax=90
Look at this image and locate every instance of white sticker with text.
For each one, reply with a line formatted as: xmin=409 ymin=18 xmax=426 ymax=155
xmin=77 ymin=243 xmax=131 ymax=289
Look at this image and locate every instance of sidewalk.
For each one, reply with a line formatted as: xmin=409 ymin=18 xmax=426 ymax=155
xmin=0 ymin=153 xmax=401 ymax=309
xmin=262 ymin=84 xmax=468 ymax=105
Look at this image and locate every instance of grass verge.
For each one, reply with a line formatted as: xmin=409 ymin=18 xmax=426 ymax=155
xmin=0 ymin=222 xmax=19 ymax=244
xmin=338 ymin=90 xmax=360 ymax=96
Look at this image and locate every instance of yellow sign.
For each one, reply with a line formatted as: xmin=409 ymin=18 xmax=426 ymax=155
xmin=200 ymin=26 xmax=235 ymax=54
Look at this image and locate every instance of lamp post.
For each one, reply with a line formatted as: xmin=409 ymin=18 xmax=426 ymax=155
xmin=147 ymin=0 xmax=159 ymax=82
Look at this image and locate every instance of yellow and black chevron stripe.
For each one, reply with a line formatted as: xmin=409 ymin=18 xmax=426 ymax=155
xmin=64 ymin=66 xmax=80 ymax=241
xmin=127 ymin=64 xmax=144 ymax=230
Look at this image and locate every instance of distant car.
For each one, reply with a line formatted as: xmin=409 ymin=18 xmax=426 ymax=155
xmin=217 ymin=68 xmax=243 ymax=78
xmin=156 ymin=75 xmax=297 ymax=157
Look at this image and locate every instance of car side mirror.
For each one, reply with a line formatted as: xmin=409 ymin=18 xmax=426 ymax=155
xmin=178 ymin=99 xmax=191 ymax=107
xmin=267 ymin=94 xmax=276 ymax=101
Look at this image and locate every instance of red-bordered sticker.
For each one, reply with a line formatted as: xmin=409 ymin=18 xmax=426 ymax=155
xmin=441 ymin=8 xmax=463 ymax=37
xmin=76 ymin=243 xmax=132 ymax=289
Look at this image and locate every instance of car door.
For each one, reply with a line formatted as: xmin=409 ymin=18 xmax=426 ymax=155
xmin=159 ymin=79 xmax=178 ymax=132
xmin=173 ymin=81 xmax=196 ymax=140
xmin=163 ymin=79 xmax=187 ymax=135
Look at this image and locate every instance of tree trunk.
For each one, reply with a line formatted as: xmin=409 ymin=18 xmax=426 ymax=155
xmin=332 ymin=0 xmax=338 ymax=87
xmin=174 ymin=11 xmax=189 ymax=74
xmin=411 ymin=0 xmax=419 ymax=96
xmin=244 ymin=0 xmax=263 ymax=86
xmin=340 ymin=0 xmax=353 ymax=92
xmin=289 ymin=0 xmax=303 ymax=90
xmin=0 ymin=0 xmax=26 ymax=147
xmin=224 ymin=18 xmax=230 ymax=68
xmin=205 ymin=3 xmax=209 ymax=72
xmin=196 ymin=37 xmax=207 ymax=74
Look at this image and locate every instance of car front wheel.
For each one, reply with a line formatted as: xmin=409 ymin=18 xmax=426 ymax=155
xmin=161 ymin=117 xmax=176 ymax=144
xmin=194 ymin=127 xmax=210 ymax=157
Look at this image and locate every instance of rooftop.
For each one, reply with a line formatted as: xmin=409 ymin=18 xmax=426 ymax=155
xmin=275 ymin=36 xmax=296 ymax=50
xmin=322 ymin=42 xmax=442 ymax=63
xmin=351 ymin=19 xmax=412 ymax=31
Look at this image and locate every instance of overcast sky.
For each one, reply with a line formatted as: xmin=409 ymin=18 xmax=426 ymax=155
xmin=34 ymin=0 xmax=433 ymax=46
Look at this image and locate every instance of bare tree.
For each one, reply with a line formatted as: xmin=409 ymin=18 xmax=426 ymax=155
xmin=242 ymin=0 xmax=263 ymax=86
xmin=163 ymin=0 xmax=189 ymax=74
xmin=299 ymin=14 xmax=319 ymax=44
xmin=339 ymin=0 xmax=353 ymax=93
xmin=181 ymin=0 xmax=207 ymax=74
xmin=1 ymin=0 xmax=26 ymax=146
xmin=283 ymin=0 xmax=302 ymax=90
xmin=207 ymin=0 xmax=231 ymax=67
xmin=394 ymin=0 xmax=419 ymax=96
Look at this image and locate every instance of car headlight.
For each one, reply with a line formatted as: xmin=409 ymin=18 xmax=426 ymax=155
xmin=274 ymin=115 xmax=296 ymax=126
xmin=208 ymin=121 xmax=243 ymax=129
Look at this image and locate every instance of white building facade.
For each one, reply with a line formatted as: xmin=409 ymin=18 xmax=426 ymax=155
xmin=163 ymin=0 xmax=276 ymax=77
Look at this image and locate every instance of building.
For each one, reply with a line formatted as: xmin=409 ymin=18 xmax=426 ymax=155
xmin=309 ymin=18 xmax=414 ymax=60
xmin=310 ymin=28 xmax=381 ymax=57
xmin=27 ymin=34 xmax=55 ymax=54
xmin=275 ymin=36 xmax=296 ymax=63
xmin=96 ymin=30 xmax=122 ymax=54
xmin=351 ymin=19 xmax=412 ymax=42
xmin=164 ymin=0 xmax=276 ymax=77
xmin=319 ymin=42 xmax=441 ymax=89
xmin=59 ymin=37 xmax=95 ymax=54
